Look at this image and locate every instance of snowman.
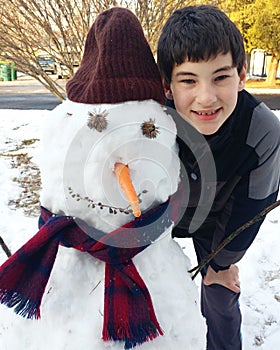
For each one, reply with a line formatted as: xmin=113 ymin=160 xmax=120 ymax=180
xmin=0 ymin=7 xmax=206 ymax=350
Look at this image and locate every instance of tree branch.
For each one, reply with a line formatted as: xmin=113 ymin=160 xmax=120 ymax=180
xmin=189 ymin=199 xmax=280 ymax=280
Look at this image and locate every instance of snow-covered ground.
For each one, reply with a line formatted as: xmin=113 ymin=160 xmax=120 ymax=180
xmin=0 ymin=108 xmax=279 ymax=349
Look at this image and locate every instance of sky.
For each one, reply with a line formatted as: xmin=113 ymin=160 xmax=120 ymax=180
xmin=0 ymin=108 xmax=279 ymax=349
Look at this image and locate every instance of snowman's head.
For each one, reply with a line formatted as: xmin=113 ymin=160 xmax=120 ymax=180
xmin=60 ymin=99 xmax=180 ymax=232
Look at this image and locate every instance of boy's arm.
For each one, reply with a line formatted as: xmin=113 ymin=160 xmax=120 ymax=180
xmin=210 ymin=113 xmax=280 ymax=271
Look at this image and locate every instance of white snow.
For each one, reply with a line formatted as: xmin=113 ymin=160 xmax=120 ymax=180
xmin=0 ymin=108 xmax=279 ymax=349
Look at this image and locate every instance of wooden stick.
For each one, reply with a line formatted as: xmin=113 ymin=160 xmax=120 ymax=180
xmin=189 ymin=200 xmax=280 ymax=279
xmin=0 ymin=236 xmax=12 ymax=258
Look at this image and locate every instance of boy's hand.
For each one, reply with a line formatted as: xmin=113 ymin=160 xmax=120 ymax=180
xmin=203 ymin=264 xmax=240 ymax=293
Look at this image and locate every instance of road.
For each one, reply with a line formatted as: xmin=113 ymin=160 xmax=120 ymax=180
xmin=248 ymin=92 xmax=280 ymax=110
xmin=0 ymin=76 xmax=64 ymax=110
xmin=0 ymin=76 xmax=279 ymax=110
xmin=0 ymin=93 xmax=62 ymax=110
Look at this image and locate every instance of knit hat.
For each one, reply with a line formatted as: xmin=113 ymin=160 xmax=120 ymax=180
xmin=66 ymin=7 xmax=165 ymax=105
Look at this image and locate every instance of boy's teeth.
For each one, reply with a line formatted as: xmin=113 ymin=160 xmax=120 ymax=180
xmin=197 ymin=110 xmax=216 ymax=116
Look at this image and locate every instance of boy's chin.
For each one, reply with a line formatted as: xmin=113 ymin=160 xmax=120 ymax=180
xmin=189 ymin=121 xmax=224 ymax=136
xmin=186 ymin=113 xmax=230 ymax=136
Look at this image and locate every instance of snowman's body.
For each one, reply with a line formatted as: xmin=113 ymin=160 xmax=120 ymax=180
xmin=0 ymin=100 xmax=206 ymax=349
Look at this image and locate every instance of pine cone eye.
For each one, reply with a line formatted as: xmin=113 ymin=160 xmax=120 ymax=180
xmin=87 ymin=109 xmax=108 ymax=132
xmin=141 ymin=118 xmax=159 ymax=138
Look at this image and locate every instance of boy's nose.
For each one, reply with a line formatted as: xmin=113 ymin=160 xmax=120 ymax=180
xmin=196 ymin=84 xmax=217 ymax=106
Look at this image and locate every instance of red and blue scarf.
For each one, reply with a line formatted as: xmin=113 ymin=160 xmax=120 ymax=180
xmin=0 ymin=192 xmax=182 ymax=349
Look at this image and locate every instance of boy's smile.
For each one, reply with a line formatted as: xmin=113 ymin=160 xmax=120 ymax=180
xmin=193 ymin=108 xmax=222 ymax=121
xmin=167 ymin=53 xmax=246 ymax=135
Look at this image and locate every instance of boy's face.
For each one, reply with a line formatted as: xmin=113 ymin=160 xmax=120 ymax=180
xmin=165 ymin=52 xmax=246 ymax=135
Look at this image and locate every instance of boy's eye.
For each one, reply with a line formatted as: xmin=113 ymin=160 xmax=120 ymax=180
xmin=181 ymin=78 xmax=196 ymax=84
xmin=215 ymin=75 xmax=230 ymax=82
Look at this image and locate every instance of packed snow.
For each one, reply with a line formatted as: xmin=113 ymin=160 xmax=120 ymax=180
xmin=0 ymin=107 xmax=279 ymax=349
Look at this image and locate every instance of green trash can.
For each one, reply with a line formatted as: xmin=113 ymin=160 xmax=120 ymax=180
xmin=11 ymin=63 xmax=17 ymax=80
xmin=0 ymin=63 xmax=11 ymax=81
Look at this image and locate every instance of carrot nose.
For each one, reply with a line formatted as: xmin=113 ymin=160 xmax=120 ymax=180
xmin=114 ymin=162 xmax=141 ymax=217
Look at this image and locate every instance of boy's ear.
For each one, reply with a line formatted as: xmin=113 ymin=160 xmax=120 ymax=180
xmin=162 ymin=79 xmax=173 ymax=100
xmin=238 ymin=63 xmax=247 ymax=91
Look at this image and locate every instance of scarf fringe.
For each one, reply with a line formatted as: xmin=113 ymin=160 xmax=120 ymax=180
xmin=0 ymin=290 xmax=40 ymax=319
xmin=103 ymin=321 xmax=164 ymax=349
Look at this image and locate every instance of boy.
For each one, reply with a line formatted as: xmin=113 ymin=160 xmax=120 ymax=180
xmin=157 ymin=5 xmax=280 ymax=350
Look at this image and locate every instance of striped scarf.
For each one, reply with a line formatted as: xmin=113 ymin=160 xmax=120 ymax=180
xmin=0 ymin=194 xmax=181 ymax=349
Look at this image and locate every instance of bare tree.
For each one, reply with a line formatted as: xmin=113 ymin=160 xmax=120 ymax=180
xmin=0 ymin=0 xmax=117 ymax=99
xmin=132 ymin=0 xmax=192 ymax=54
xmin=0 ymin=0 xmax=193 ymax=100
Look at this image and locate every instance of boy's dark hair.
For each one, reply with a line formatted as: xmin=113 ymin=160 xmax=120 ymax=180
xmin=157 ymin=5 xmax=246 ymax=85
